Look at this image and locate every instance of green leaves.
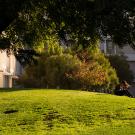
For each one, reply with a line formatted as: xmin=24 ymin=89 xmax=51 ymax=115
xmin=0 ymin=0 xmax=134 ymax=54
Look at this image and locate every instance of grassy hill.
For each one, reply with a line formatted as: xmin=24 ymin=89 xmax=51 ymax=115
xmin=0 ymin=89 xmax=135 ymax=135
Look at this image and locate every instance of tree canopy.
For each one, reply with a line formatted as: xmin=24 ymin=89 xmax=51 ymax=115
xmin=0 ymin=0 xmax=135 ymax=63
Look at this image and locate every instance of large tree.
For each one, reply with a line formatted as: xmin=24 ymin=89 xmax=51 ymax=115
xmin=0 ymin=0 xmax=135 ymax=63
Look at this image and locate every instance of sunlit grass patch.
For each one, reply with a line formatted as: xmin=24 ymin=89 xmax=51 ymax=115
xmin=0 ymin=89 xmax=135 ymax=134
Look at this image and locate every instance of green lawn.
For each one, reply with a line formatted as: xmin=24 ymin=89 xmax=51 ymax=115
xmin=0 ymin=89 xmax=135 ymax=135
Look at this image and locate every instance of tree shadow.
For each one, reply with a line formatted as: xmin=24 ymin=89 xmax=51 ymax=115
xmin=0 ymin=88 xmax=43 ymax=93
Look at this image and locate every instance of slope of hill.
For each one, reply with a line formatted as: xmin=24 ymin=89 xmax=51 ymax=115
xmin=0 ymin=89 xmax=135 ymax=135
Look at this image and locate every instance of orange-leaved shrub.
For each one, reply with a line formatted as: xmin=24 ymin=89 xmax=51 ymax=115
xmin=66 ymin=61 xmax=108 ymax=90
xmin=73 ymin=48 xmax=119 ymax=92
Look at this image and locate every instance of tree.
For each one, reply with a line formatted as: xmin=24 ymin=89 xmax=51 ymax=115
xmin=0 ymin=0 xmax=134 ymax=60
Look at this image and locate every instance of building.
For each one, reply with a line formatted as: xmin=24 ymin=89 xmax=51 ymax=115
xmin=0 ymin=51 xmax=22 ymax=88
xmin=100 ymin=37 xmax=135 ymax=81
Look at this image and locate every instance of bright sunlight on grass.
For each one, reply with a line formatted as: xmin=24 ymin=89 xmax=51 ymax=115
xmin=0 ymin=89 xmax=135 ymax=135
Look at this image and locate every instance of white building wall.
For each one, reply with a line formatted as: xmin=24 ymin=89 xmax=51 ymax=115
xmin=0 ymin=71 xmax=4 ymax=88
xmin=0 ymin=51 xmax=8 ymax=72
xmin=0 ymin=51 xmax=22 ymax=88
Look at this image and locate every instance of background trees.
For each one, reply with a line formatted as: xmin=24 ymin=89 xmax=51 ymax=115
xmin=0 ymin=0 xmax=134 ymax=50
xmin=108 ymin=55 xmax=134 ymax=83
xmin=17 ymin=43 xmax=118 ymax=92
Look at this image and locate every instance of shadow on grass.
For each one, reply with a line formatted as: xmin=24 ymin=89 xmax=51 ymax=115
xmin=0 ymin=88 xmax=70 ymax=93
xmin=0 ymin=88 xmax=43 ymax=93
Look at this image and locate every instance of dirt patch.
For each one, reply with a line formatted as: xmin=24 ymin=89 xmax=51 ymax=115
xmin=43 ymin=110 xmax=73 ymax=129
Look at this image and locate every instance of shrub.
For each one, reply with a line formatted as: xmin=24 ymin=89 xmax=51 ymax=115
xmin=76 ymin=49 xmax=119 ymax=92
xmin=17 ymin=64 xmax=46 ymax=88
xmin=43 ymin=54 xmax=81 ymax=89
xmin=92 ymin=52 xmax=119 ymax=92
xmin=18 ymin=47 xmax=119 ymax=93
xmin=17 ymin=54 xmax=81 ymax=89
xmin=108 ymin=55 xmax=134 ymax=83
xmin=66 ymin=61 xmax=108 ymax=90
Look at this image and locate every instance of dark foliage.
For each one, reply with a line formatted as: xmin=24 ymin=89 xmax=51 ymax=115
xmin=0 ymin=0 xmax=134 ymax=47
xmin=108 ymin=55 xmax=134 ymax=83
xmin=0 ymin=0 xmax=134 ymax=63
xmin=15 ymin=49 xmax=40 ymax=66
